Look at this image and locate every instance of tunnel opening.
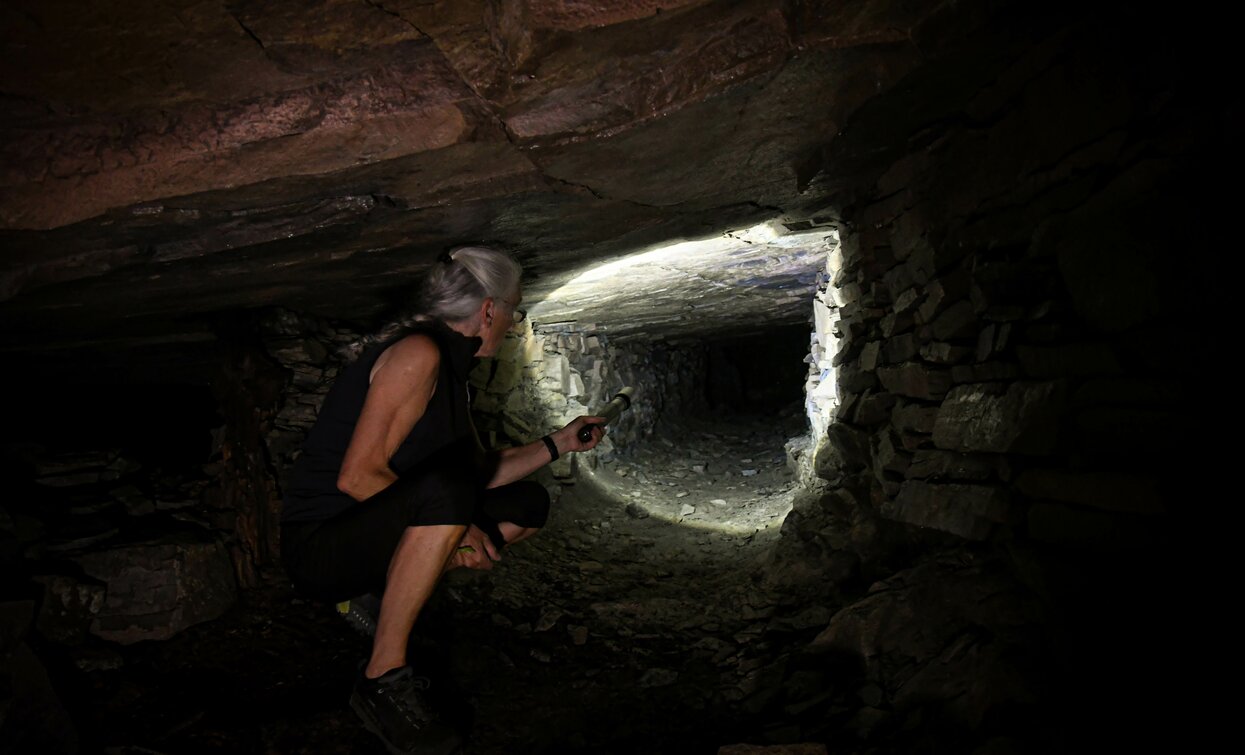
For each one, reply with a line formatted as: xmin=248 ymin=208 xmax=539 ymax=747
xmin=703 ymin=329 xmax=810 ymax=415
xmin=418 ymin=306 xmax=841 ymax=751
xmin=467 ymin=222 xmax=840 ymax=543
xmin=581 ymin=326 xmax=813 ymax=538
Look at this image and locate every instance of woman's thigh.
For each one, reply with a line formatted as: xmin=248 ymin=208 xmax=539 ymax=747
xmin=284 ymin=454 xmax=478 ymax=601
xmin=473 ymin=480 xmax=550 ymax=549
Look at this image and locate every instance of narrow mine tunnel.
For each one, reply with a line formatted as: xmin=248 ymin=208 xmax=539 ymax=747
xmin=0 ymin=2 xmax=1228 ymax=755
xmin=5 ymin=227 xmax=847 ymax=754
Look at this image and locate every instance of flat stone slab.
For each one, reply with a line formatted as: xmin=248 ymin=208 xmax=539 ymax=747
xmin=72 ymin=530 xmax=237 ymax=645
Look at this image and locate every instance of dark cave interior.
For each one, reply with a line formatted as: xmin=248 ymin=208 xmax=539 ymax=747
xmin=1 ymin=1 xmax=1230 ymax=754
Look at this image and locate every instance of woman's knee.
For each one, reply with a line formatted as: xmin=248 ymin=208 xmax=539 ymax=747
xmin=489 ymin=480 xmax=550 ymax=529
xmin=525 ymin=491 xmax=550 ymax=529
xmin=496 ymin=521 xmax=541 ymax=546
xmin=393 ymin=465 xmax=478 ymax=528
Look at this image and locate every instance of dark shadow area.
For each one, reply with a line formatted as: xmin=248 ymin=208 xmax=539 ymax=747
xmin=7 ymin=379 xmax=219 ymax=472
xmin=704 ymin=328 xmax=811 ymax=415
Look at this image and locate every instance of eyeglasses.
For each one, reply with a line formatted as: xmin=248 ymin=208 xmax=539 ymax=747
xmin=500 ymin=298 xmax=526 ymax=324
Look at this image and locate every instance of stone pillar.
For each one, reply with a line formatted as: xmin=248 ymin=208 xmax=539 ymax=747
xmin=206 ymin=322 xmax=286 ymax=588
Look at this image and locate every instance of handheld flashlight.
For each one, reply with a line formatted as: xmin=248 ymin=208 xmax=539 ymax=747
xmin=578 ymin=386 xmax=634 ymax=442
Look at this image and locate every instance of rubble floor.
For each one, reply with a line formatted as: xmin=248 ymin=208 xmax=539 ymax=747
xmin=53 ymin=406 xmax=828 ymax=754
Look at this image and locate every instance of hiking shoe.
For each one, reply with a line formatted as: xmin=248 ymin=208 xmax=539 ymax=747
xmin=349 ymin=666 xmax=461 ymax=755
xmin=336 ymin=593 xmax=381 ymax=638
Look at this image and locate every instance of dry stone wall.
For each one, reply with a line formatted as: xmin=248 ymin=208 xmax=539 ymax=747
xmin=0 ymin=444 xmax=237 ymax=650
xmin=753 ymin=10 xmax=1219 ymax=747
xmin=813 ymin=42 xmax=1196 ymax=555
xmin=804 ymin=232 xmax=842 ymax=449
xmin=256 ymin=309 xmax=358 ymax=496
xmin=470 ymin=322 xmax=707 ymax=475
xmin=823 ymin=208 xmax=1175 ymax=546
xmin=256 ymin=312 xmax=705 ymax=497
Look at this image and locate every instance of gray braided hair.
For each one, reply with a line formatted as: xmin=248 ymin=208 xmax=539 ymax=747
xmin=345 ymin=246 xmax=522 ymax=359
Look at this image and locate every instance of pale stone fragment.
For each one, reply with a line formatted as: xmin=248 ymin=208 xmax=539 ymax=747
xmin=933 ymin=382 xmax=1064 ymax=454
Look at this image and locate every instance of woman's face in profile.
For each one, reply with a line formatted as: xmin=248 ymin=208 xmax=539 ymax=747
xmin=476 ymin=289 xmax=522 ymax=357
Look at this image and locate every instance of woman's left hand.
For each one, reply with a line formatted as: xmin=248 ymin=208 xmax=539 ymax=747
xmin=450 ymin=525 xmax=500 ymax=570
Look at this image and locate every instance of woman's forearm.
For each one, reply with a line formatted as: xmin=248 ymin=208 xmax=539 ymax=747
xmin=483 ymin=416 xmax=604 ymax=489
xmin=484 ymin=437 xmax=564 ymax=489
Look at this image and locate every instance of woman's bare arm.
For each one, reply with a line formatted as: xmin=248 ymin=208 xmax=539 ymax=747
xmin=336 ymin=334 xmax=440 ymax=502
xmin=483 ymin=415 xmax=605 ymax=489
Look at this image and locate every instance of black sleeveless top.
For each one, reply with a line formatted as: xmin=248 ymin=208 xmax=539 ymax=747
xmin=281 ymin=321 xmax=482 ymax=523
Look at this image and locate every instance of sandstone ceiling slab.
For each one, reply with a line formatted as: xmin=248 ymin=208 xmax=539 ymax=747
xmin=1 ymin=0 xmax=1002 ymax=359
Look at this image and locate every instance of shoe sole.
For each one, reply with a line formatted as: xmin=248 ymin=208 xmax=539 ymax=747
xmin=349 ymin=691 xmax=463 ymax=755
xmin=336 ymin=600 xmax=378 ymax=638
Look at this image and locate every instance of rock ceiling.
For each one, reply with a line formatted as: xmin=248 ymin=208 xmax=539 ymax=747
xmin=0 ymin=0 xmax=1012 ymax=359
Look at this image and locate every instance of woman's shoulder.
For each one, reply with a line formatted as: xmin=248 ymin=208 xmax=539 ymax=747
xmin=382 ymin=319 xmax=457 ymax=349
xmin=385 ymin=332 xmax=442 ymax=363
xmin=372 ymin=332 xmax=442 ymax=381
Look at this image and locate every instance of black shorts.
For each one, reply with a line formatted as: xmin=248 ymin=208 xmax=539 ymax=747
xmin=280 ymin=453 xmax=549 ymax=603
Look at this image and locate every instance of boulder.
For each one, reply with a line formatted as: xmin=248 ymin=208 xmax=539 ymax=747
xmin=72 ymin=529 xmax=237 ymax=644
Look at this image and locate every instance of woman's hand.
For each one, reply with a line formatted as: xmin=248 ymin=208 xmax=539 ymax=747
xmin=484 ymin=415 xmax=607 ymax=489
xmin=449 ymin=525 xmax=501 ymax=570
xmin=553 ymin=415 xmax=607 ymax=455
